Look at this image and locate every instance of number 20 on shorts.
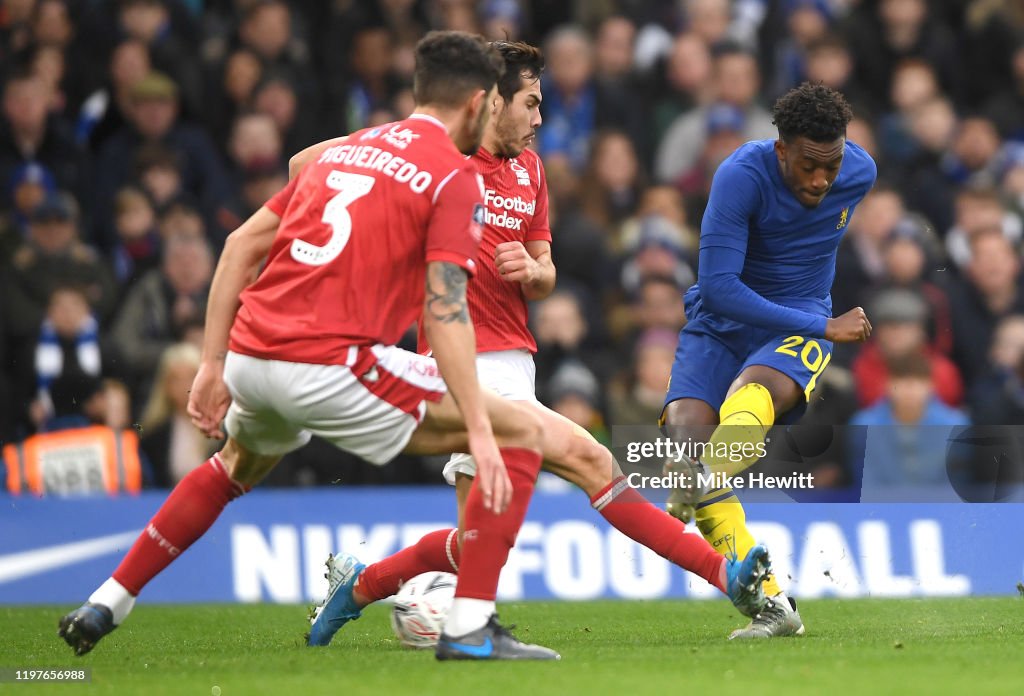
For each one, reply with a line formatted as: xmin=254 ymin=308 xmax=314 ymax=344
xmin=775 ymin=335 xmax=832 ymax=399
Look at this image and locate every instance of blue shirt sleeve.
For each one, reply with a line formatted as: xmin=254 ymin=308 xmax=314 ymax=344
xmin=697 ymin=160 xmax=829 ymax=337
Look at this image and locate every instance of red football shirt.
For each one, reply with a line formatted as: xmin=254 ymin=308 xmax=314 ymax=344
xmin=229 ymin=114 xmax=483 ymax=365
xmin=419 ymin=146 xmax=551 ymax=354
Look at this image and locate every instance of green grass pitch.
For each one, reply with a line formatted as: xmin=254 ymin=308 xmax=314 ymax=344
xmin=3 ymin=598 xmax=1023 ymax=695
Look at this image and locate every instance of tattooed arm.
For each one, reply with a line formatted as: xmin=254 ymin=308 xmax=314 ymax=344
xmin=422 ymin=261 xmax=492 ymax=437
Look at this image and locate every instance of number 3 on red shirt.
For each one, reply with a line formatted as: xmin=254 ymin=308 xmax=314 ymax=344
xmin=291 ymin=171 xmax=376 ymax=266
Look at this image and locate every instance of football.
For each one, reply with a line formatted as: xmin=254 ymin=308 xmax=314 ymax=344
xmin=389 ymin=571 xmax=457 ymax=649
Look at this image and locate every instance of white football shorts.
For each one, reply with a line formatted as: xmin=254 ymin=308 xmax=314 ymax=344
xmin=223 ymin=345 xmax=446 ymax=464
xmin=443 ymin=349 xmax=539 ymax=484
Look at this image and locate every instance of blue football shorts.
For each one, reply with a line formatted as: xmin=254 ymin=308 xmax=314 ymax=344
xmin=663 ymin=297 xmax=833 ymax=425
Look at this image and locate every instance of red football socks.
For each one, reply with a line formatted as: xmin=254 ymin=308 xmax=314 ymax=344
xmin=357 ymin=528 xmax=461 ymax=602
xmin=591 ymin=476 xmax=726 ymax=592
xmin=453 ymin=447 xmax=542 ymax=600
xmin=113 ymin=454 xmax=248 ymax=595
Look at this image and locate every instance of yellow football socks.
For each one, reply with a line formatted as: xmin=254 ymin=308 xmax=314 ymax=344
xmin=695 ymin=383 xmax=781 ymax=596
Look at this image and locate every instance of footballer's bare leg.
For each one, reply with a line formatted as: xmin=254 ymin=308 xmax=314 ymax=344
xmin=519 ymin=405 xmax=754 ymax=609
xmin=60 ymin=439 xmax=280 ymax=655
xmin=350 ymin=403 xmax=761 ymax=616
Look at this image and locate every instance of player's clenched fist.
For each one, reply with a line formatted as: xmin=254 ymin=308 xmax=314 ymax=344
xmin=494 ymin=241 xmax=537 ymax=283
xmin=825 ymin=306 xmax=872 ymax=343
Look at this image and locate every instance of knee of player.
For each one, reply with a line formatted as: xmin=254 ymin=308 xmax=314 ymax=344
xmin=577 ymin=440 xmax=614 ymax=491
xmin=516 ymin=405 xmax=544 ymax=451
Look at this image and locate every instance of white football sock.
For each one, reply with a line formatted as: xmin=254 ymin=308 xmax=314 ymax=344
xmin=88 ymin=578 xmax=136 ymax=625
xmin=444 ymin=598 xmax=494 ymax=636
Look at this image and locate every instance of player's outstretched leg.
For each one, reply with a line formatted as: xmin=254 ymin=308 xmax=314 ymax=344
xmin=435 ymin=455 xmax=559 ymax=661
xmin=307 ymin=528 xmax=461 ymax=646
xmin=436 ymin=614 xmax=558 ymax=661
xmin=307 ymin=553 xmax=367 ymax=646
xmin=724 ymin=544 xmax=771 ymax=618
xmin=59 ymin=443 xmax=277 ymax=656
xmin=58 ymin=603 xmax=115 ymax=657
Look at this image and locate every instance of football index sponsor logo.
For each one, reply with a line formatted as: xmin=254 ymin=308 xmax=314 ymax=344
xmin=483 ymin=189 xmax=535 ymax=231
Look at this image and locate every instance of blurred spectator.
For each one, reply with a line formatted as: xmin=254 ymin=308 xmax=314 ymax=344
xmin=92 ymin=71 xmax=229 ymax=249
xmin=22 ymin=284 xmax=102 ymax=429
xmin=139 ymin=342 xmax=217 ymax=487
xmin=548 ymin=200 xmax=612 ymax=301
xmin=609 ymin=271 xmax=689 ymax=351
xmin=532 ymin=286 xmax=613 ymax=392
xmin=685 ymin=0 xmax=734 ymax=47
xmin=803 ymin=33 xmax=877 ymax=117
xmin=910 ymin=116 xmax=1004 ymax=236
xmin=76 ymin=39 xmax=152 ymax=148
xmin=617 ymin=218 xmax=695 ymax=299
xmin=252 ymin=71 xmax=311 ymax=158
xmin=656 ymin=43 xmax=775 ymax=183
xmin=833 ymin=185 xmax=906 ymax=317
xmin=2 ymin=370 xmax=148 ymax=495
xmin=0 ymin=0 xmax=35 ymax=58
xmin=3 ymin=160 xmax=57 ymax=243
xmin=115 ymin=0 xmax=203 ymax=116
xmin=846 ymin=117 xmax=880 ymax=166
xmin=157 ymin=200 xmax=205 ymax=241
xmin=845 ymin=0 xmax=963 ymax=112
xmin=674 ymin=102 xmax=748 ymax=221
xmin=545 ymin=359 xmax=609 ymax=446
xmin=481 ymin=0 xmax=523 ymax=40
xmin=650 ymin=32 xmax=712 ymax=145
xmin=949 ymin=229 xmax=1024 ymax=387
xmin=981 ymin=36 xmax=1024 ymax=139
xmin=969 ymin=315 xmax=1024 ymax=425
xmin=217 ymin=159 xmax=287 ymax=240
xmin=108 ymin=233 xmax=212 ymax=401
xmin=0 ymin=68 xmax=88 ymax=214
xmin=205 ymin=47 xmax=263 ymax=145
xmin=578 ymin=129 xmax=644 ymax=234
xmin=26 ymin=0 xmax=78 ymax=105
xmin=963 ymin=0 xmax=1023 ymax=107
xmin=339 ymin=25 xmax=399 ymax=135
xmin=134 ymin=143 xmax=184 ymax=213
xmin=225 ymin=111 xmax=283 ymax=184
xmin=4 ymin=192 xmax=116 ymax=341
xmin=214 ymin=111 xmax=284 ymax=236
xmin=615 ymin=184 xmax=697 ymax=256
xmin=591 ymin=15 xmax=650 ymax=166
xmin=1002 ymin=143 xmax=1024 ymax=218
xmin=109 ymin=186 xmax=160 ymax=289
xmin=536 ymin=25 xmax=596 ymax=171
xmin=852 ymin=287 xmax=963 ymax=407
xmin=877 ymin=217 xmax=954 ymax=355
xmin=877 ymin=59 xmax=940 ymax=166
xmin=608 ymin=328 xmax=677 ymax=427
xmin=766 ymin=0 xmax=831 ymax=101
xmin=853 ymin=352 xmax=969 ymax=488
xmin=944 ymin=186 xmax=1022 ymax=271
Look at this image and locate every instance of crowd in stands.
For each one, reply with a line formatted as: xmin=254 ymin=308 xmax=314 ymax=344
xmin=2 ymin=0 xmax=1024 ymax=491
